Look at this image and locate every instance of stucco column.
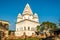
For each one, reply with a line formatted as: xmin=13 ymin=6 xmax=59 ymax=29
xmin=30 ymin=27 xmax=31 ymax=31
xmin=26 ymin=27 xmax=28 ymax=31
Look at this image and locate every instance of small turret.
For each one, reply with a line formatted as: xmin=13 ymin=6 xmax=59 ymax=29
xmin=33 ymin=13 xmax=38 ymax=19
xmin=33 ymin=13 xmax=39 ymax=22
xmin=17 ymin=13 xmax=22 ymax=22
xmin=17 ymin=13 xmax=22 ymax=18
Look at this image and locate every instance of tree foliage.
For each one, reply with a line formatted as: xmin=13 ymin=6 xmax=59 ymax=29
xmin=41 ymin=21 xmax=57 ymax=30
xmin=36 ymin=25 xmax=41 ymax=32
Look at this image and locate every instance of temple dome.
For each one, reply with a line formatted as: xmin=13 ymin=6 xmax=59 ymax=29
xmin=17 ymin=13 xmax=22 ymax=19
xmin=33 ymin=13 xmax=38 ymax=18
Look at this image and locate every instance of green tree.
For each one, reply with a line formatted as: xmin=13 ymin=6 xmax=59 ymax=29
xmin=36 ymin=25 xmax=41 ymax=32
xmin=41 ymin=21 xmax=57 ymax=30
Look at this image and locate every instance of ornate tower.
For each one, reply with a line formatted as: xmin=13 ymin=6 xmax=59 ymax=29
xmin=17 ymin=13 xmax=22 ymax=22
xmin=33 ymin=13 xmax=39 ymax=22
xmin=22 ymin=3 xmax=33 ymax=20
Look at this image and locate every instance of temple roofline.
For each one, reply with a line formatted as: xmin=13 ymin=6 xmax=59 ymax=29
xmin=16 ymin=19 xmax=40 ymax=24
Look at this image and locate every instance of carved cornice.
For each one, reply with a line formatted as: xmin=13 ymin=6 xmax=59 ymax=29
xmin=16 ymin=19 xmax=40 ymax=24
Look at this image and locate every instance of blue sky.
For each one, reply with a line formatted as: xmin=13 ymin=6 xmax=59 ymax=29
xmin=0 ymin=0 xmax=60 ymax=30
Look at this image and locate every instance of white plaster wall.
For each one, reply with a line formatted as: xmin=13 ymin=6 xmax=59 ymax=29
xmin=15 ymin=31 xmax=35 ymax=36
xmin=34 ymin=19 xmax=39 ymax=22
xmin=17 ymin=19 xmax=22 ymax=22
xmin=15 ymin=20 xmax=40 ymax=36
xmin=23 ymin=15 xmax=29 ymax=19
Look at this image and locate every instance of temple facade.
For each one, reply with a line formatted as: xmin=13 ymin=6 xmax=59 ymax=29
xmin=15 ymin=3 xmax=40 ymax=36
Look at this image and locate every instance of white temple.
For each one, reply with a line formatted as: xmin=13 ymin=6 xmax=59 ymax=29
xmin=15 ymin=3 xmax=40 ymax=36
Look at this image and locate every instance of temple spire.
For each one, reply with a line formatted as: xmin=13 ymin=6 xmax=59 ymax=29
xmin=22 ymin=3 xmax=33 ymax=15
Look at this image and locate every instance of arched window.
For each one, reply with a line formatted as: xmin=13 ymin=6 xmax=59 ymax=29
xmin=28 ymin=27 xmax=30 ymax=30
xmin=24 ymin=27 xmax=26 ymax=30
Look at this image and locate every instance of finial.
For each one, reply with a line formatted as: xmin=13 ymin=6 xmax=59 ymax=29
xmin=34 ymin=13 xmax=38 ymax=16
xmin=26 ymin=3 xmax=30 ymax=7
xmin=18 ymin=13 xmax=21 ymax=16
